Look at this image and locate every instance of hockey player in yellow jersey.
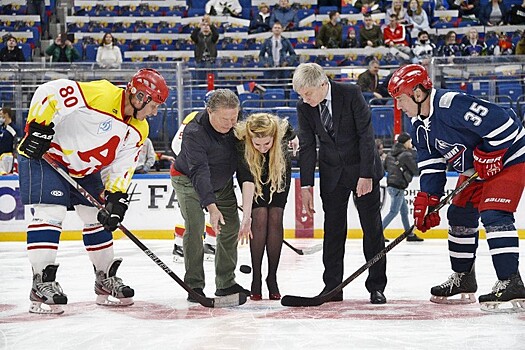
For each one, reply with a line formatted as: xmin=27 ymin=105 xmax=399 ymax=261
xmin=17 ymin=69 xmax=169 ymax=314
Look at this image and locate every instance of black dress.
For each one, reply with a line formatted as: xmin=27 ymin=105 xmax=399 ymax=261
xmin=237 ymin=123 xmax=295 ymax=209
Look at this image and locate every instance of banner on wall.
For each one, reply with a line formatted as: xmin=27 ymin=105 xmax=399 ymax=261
xmin=2 ymin=174 xmax=525 ymax=236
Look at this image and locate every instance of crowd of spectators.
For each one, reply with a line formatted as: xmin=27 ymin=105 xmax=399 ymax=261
xmin=1 ymin=0 xmax=525 ymax=66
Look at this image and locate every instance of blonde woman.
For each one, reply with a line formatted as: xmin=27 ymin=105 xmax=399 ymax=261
xmin=385 ymin=0 xmax=408 ymax=25
xmin=235 ymin=113 xmax=298 ymax=301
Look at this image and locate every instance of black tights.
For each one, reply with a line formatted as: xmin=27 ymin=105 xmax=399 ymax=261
xmin=250 ymin=206 xmax=284 ymax=295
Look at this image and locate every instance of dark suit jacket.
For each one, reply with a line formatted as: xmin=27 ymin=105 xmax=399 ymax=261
xmin=298 ymin=81 xmax=384 ymax=194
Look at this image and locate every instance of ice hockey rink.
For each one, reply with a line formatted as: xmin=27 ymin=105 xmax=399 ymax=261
xmin=1 ymin=238 xmax=524 ymax=350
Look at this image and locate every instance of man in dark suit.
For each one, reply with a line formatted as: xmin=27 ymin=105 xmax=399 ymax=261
xmin=292 ymin=63 xmax=387 ymax=304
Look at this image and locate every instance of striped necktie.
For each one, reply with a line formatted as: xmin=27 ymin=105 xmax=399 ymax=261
xmin=320 ymin=99 xmax=334 ymax=138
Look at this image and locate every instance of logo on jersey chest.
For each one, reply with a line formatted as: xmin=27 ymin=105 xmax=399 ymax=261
xmin=98 ymin=119 xmax=113 ymax=134
xmin=435 ymin=139 xmax=467 ymax=172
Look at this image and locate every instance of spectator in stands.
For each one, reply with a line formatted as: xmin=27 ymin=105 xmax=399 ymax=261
xmin=383 ymin=14 xmax=412 ymax=62
xmin=205 ymin=0 xmax=242 ymax=17
xmin=0 ymin=107 xmax=19 ymax=175
xmin=437 ymin=30 xmax=462 ymax=57
xmin=435 ymin=0 xmax=448 ymax=10
xmin=412 ymin=31 xmax=436 ymax=65
xmin=249 ymin=3 xmax=272 ymax=34
xmin=136 ymin=138 xmax=156 ymax=174
xmin=406 ymin=0 xmax=431 ymax=39
xmin=516 ymin=31 xmax=525 ymax=54
xmin=447 ymin=0 xmax=480 ymax=20
xmin=259 ymin=21 xmax=297 ymax=80
xmin=46 ymin=33 xmax=81 ymax=63
xmin=26 ymin=0 xmax=50 ymax=40
xmin=354 ymin=0 xmax=385 ymax=14
xmin=136 ymin=138 xmax=175 ymax=174
xmin=96 ymin=32 xmax=122 ymax=68
xmin=343 ymin=27 xmax=359 ymax=48
xmin=385 ymin=0 xmax=409 ymax=26
xmin=192 ymin=15 xmax=219 ymax=81
xmin=269 ymin=0 xmax=298 ymax=31
xmin=479 ymin=0 xmax=508 ymax=26
xmin=360 ymin=13 xmax=383 ymax=48
xmin=488 ymin=33 xmax=515 ymax=56
xmin=508 ymin=0 xmax=525 ymax=24
xmin=461 ymin=27 xmax=487 ymax=56
xmin=317 ymin=11 xmax=343 ymax=49
xmin=357 ymin=59 xmax=382 ymax=99
xmin=0 ymin=34 xmax=26 ymax=62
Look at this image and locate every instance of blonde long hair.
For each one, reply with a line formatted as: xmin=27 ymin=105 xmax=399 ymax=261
xmin=235 ymin=113 xmax=288 ymax=203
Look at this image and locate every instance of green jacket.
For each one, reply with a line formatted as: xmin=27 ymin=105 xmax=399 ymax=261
xmin=45 ymin=43 xmax=81 ymax=62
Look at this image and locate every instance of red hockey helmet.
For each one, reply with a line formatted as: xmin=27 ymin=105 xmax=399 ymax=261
xmin=388 ymin=64 xmax=432 ymax=98
xmin=128 ymin=68 xmax=169 ymax=104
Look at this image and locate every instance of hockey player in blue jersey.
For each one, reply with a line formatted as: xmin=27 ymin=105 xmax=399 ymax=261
xmin=388 ymin=64 xmax=525 ymax=313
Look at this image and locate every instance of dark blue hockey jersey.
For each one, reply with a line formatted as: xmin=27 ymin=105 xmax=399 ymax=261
xmin=410 ymin=89 xmax=525 ymax=197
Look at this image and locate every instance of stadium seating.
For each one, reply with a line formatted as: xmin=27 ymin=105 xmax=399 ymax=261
xmin=371 ymin=107 xmax=394 ymax=138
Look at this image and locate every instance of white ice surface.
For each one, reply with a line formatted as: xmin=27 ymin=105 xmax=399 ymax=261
xmin=1 ymin=238 xmax=524 ymax=350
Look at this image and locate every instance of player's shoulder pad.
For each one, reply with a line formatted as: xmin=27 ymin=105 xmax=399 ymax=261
xmin=129 ymin=117 xmax=149 ymax=146
xmin=77 ymin=80 xmax=124 ymax=119
xmin=182 ymin=111 xmax=199 ymax=125
xmin=438 ymin=91 xmax=460 ymax=109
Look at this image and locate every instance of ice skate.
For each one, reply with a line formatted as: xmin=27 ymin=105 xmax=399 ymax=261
xmin=479 ymin=273 xmax=525 ymax=313
xmin=29 ymin=264 xmax=68 ymax=314
xmin=172 ymin=243 xmax=184 ymax=263
xmin=94 ymin=258 xmax=134 ymax=306
xmin=430 ymin=268 xmax=477 ymax=304
xmin=203 ymin=243 xmax=215 ymax=262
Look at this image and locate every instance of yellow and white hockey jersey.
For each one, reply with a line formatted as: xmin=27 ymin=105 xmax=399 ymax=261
xmin=25 ymin=78 xmax=148 ymax=193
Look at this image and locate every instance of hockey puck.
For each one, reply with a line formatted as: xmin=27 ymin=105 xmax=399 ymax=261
xmin=240 ymin=265 xmax=252 ymax=274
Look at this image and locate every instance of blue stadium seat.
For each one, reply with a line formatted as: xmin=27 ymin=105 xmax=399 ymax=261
xmin=239 ymin=92 xmax=260 ymax=104
xmin=497 ymin=82 xmax=523 ymax=103
xmin=371 ymin=107 xmax=394 ymax=137
xmin=147 ymin=115 xmax=164 ymax=140
xmin=18 ymin=43 xmax=32 ymax=61
xmin=318 ymin=6 xmax=338 ymax=14
xmin=85 ymin=44 xmax=98 ymax=61
xmin=187 ymin=8 xmax=205 ymax=17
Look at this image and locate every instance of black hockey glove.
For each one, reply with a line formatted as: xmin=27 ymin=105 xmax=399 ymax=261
xmin=97 ymin=191 xmax=129 ymax=232
xmin=18 ymin=122 xmax=55 ymax=159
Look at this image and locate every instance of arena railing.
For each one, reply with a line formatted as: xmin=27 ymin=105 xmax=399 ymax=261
xmin=2 ymin=57 xmax=524 ymax=152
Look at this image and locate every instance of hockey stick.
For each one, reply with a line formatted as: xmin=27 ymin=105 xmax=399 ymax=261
xmin=237 ymin=205 xmax=322 ymax=255
xmin=281 ymin=172 xmax=479 ymax=307
xmin=283 ymin=239 xmax=323 ymax=256
xmin=42 ymin=154 xmax=247 ymax=308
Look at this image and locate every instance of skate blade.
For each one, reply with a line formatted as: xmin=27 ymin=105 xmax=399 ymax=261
xmin=96 ymin=295 xmax=134 ymax=306
xmin=480 ymin=299 xmax=525 ymax=313
xmin=173 ymin=255 xmax=184 ymax=263
xmin=430 ymin=293 xmax=476 ymax=304
xmin=29 ymin=301 xmax=64 ymax=315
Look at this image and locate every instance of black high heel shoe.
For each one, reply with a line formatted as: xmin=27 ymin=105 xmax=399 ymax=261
xmin=266 ymin=277 xmax=281 ymax=301
xmin=251 ymin=279 xmax=262 ymax=301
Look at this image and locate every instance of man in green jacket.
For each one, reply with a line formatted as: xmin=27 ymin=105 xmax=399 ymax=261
xmin=45 ymin=33 xmax=81 ymax=63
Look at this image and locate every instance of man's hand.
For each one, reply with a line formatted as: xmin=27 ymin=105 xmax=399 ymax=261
xmin=413 ymin=192 xmax=440 ymax=233
xmin=288 ymin=136 xmax=299 ymax=156
xmin=97 ymin=192 xmax=128 ymax=231
xmin=207 ymin=203 xmax=225 ymax=235
xmin=473 ymin=147 xmax=507 ymax=180
xmin=18 ymin=122 xmax=55 ymax=159
xmin=356 ymin=178 xmax=372 ymax=197
xmin=301 ymin=187 xmax=315 ymax=217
